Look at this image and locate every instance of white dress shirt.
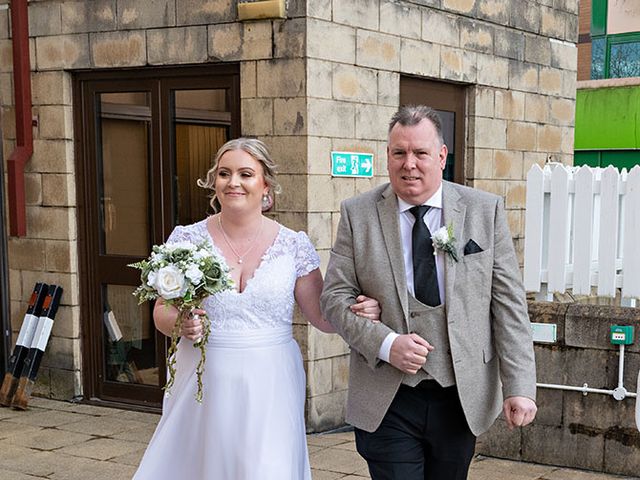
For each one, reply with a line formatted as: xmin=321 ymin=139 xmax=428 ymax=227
xmin=378 ymin=184 xmax=445 ymax=362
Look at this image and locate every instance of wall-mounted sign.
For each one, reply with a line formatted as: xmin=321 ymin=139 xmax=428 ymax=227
xmin=331 ymin=151 xmax=374 ymax=178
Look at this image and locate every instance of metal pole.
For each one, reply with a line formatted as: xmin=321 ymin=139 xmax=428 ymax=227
xmin=0 ymin=114 xmax=11 ymax=375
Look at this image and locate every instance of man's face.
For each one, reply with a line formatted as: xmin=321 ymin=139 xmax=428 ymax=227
xmin=386 ymin=119 xmax=448 ymax=205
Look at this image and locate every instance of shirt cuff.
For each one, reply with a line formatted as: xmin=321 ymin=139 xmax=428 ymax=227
xmin=378 ymin=332 xmax=400 ymax=363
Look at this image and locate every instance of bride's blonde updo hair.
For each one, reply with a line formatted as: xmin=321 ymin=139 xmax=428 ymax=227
xmin=197 ymin=137 xmax=281 ymax=212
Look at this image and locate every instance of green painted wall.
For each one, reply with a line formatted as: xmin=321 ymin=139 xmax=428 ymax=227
xmin=574 ymin=86 xmax=640 ymax=150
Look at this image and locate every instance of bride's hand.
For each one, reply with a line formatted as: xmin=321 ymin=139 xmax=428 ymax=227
xmin=350 ymin=295 xmax=381 ymax=323
xmin=180 ymin=308 xmax=207 ymax=341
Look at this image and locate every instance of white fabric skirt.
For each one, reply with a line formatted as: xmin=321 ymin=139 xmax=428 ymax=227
xmin=134 ymin=326 xmax=311 ymax=480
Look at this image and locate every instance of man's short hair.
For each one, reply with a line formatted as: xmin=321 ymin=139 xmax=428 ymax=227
xmin=388 ymin=105 xmax=444 ymax=145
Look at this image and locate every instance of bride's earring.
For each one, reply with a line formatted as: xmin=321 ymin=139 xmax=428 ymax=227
xmin=261 ymin=193 xmax=273 ymax=211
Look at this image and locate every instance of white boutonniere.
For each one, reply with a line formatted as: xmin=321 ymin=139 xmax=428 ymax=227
xmin=432 ymin=223 xmax=459 ymax=262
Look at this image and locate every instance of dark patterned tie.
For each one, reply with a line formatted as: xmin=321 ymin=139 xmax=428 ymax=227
xmin=409 ymin=206 xmax=441 ymax=307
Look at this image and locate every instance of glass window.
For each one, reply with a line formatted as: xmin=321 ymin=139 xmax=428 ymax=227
xmin=591 ymin=37 xmax=606 ymax=80
xmin=609 ymin=41 xmax=640 ymax=78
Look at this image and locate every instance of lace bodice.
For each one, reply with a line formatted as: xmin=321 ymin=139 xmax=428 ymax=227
xmin=167 ymin=219 xmax=320 ymax=331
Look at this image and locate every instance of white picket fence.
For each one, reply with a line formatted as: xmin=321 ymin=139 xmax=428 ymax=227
xmin=523 ymin=164 xmax=640 ymax=304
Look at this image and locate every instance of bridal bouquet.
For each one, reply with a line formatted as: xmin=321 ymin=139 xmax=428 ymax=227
xmin=130 ymin=241 xmax=233 ymax=402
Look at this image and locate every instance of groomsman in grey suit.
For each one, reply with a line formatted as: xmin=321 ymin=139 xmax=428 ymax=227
xmin=320 ymin=105 xmax=537 ymax=479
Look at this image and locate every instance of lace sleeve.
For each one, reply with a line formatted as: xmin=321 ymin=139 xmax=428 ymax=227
xmin=166 ymin=225 xmax=190 ymax=244
xmin=294 ymin=231 xmax=320 ymax=278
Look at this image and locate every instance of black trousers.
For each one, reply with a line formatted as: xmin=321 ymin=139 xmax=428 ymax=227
xmin=354 ymin=382 xmax=476 ymax=480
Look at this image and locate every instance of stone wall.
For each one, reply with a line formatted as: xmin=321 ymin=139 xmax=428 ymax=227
xmin=478 ymin=302 xmax=640 ymax=476
xmin=305 ymin=0 xmax=579 ymax=431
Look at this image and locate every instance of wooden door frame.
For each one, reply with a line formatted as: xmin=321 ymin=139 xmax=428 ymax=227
xmin=0 ymin=121 xmax=10 ymax=375
xmin=73 ymin=64 xmax=240 ymax=410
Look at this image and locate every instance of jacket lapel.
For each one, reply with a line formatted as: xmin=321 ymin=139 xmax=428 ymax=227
xmin=442 ymin=181 xmax=465 ymax=320
xmin=376 ymin=185 xmax=409 ymax=319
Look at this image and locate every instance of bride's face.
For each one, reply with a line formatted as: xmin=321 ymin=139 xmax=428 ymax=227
xmin=215 ymin=149 xmax=269 ymax=213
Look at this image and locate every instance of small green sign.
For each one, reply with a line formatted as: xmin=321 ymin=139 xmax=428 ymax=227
xmin=331 ymin=151 xmax=374 ymax=178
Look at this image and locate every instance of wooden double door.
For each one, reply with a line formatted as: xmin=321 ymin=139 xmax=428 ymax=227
xmin=74 ymin=66 xmax=239 ymax=409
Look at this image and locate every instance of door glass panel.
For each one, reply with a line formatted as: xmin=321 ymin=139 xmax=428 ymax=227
xmin=173 ymin=89 xmax=230 ymax=225
xmin=98 ymin=92 xmax=151 ymax=256
xmin=438 ymin=110 xmax=456 ymax=182
xmin=103 ymin=284 xmax=158 ymax=385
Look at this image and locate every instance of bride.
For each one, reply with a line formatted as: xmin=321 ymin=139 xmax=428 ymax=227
xmin=133 ymin=138 xmax=381 ymax=479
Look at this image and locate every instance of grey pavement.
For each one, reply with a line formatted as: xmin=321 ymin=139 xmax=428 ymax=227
xmin=0 ymin=397 xmax=637 ymax=480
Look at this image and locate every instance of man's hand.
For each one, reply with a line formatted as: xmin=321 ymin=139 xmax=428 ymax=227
xmin=389 ymin=333 xmax=434 ymax=374
xmin=503 ymin=396 xmax=537 ymax=429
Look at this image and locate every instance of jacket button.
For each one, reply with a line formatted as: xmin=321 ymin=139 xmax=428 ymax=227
xmin=410 ymin=312 xmax=417 ymax=318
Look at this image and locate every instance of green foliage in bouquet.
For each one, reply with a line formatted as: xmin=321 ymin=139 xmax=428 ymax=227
xmin=130 ymin=241 xmax=233 ymax=402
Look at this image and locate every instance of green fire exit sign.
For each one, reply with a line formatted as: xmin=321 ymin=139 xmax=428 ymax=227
xmin=331 ymin=152 xmax=374 ymax=178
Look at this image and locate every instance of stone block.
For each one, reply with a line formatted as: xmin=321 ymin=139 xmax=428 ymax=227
xmin=61 ymin=0 xmax=117 ymax=34
xmin=494 ymin=90 xmax=524 ymax=120
xmin=32 ymin=71 xmax=72 ymax=106
xmin=509 ymin=61 xmax=538 ymax=93
xmin=529 ymin=301 xmax=569 ymax=343
xmin=240 ymin=61 xmax=256 ymax=98
xmin=525 ymin=34 xmax=551 ymax=66
xmin=522 ymin=423 xmax=604 ymax=470
xmin=7 ymin=238 xmax=46 ymax=271
xmin=37 ymin=105 xmax=73 ymax=140
xmin=147 ymin=26 xmax=207 ymax=65
xmin=400 ymin=38 xmax=439 ymax=78
xmin=0 ymin=8 xmax=8 ymax=39
xmin=377 ymin=70 xmax=399 ymax=107
xmin=175 ymin=0 xmax=234 ymax=25
xmin=476 ymin=53 xmax=509 ymax=89
xmin=208 ymin=21 xmax=272 ymax=61
xmin=550 ymin=40 xmax=577 ymax=71
xmin=422 ymin=9 xmax=459 ymax=47
xmin=355 ymin=104 xmax=396 ymax=141
xmin=565 ymin=388 xmax=637 ymax=431
xmin=308 ymin=323 xmax=349 ymax=360
xmin=306 ymin=389 xmax=347 ymax=432
xmin=333 ymin=0 xmax=379 ymax=30
xmin=533 ymin=387 xmax=563 ymax=425
xmin=307 ymin=358 xmax=332 ymax=397
xmin=307 ymin=212 xmax=332 ymax=250
xmin=380 ymin=1 xmax=420 ymax=39
xmin=117 ymin=0 xmax=176 ymax=29
xmin=9 ymin=268 xmax=22 ymax=301
xmin=11 ymin=299 xmax=27 ymax=333
xmin=276 ymin=173 xmax=307 ymax=212
xmin=537 ymin=124 xmax=562 ymax=152
xmin=45 ymin=239 xmax=78 ymax=274
xmin=510 ymin=1 xmax=540 ymax=34
xmin=477 ymin=0 xmax=508 ymax=24
xmin=562 ymin=69 xmax=577 ymax=99
xmin=506 ymin=121 xmax=536 ymax=152
xmin=523 ymin=92 xmax=548 ymax=124
xmin=560 ymin=126 xmax=574 ymax=155
xmin=459 ymin=18 xmax=493 ymax=54
xmin=0 ymin=39 xmax=12 ymax=73
xmin=332 ymin=64 xmax=377 ymax=104
xmin=33 ymin=367 xmax=52 ymax=397
xmin=505 ymin=181 xmax=526 ymax=209
xmin=308 ymin=0 xmax=331 ymax=20
xmin=241 ymin=98 xmax=273 ymax=136
xmin=307 ymin=136 xmax=333 ymax=175
xmin=307 ymin=58 xmax=332 ymax=100
xmin=28 ymin=139 xmax=74 ymax=174
xmin=469 ymin=147 xmax=493 ymax=180
xmin=540 ymin=6 xmax=565 ymax=39
xmin=565 ymin=348 xmax=610 ymax=388
xmin=472 ymin=179 xmax=505 ymax=197
xmin=42 ymin=336 xmax=80 ymax=370
xmin=257 ymin=59 xmax=305 ymax=98
xmin=273 ymin=97 xmax=306 ymax=135
xmin=549 ymin=97 xmax=575 ymax=126
xmin=50 ymin=368 xmax=82 ymax=399
xmin=20 ymin=271 xmax=79 ymax=306
xmin=331 ymin=354 xmax=350 ymax=391
xmin=266 ymin=135 xmax=307 ymax=174
xmin=468 ymin=86 xmax=494 ymax=118
xmin=357 ymin=30 xmax=400 ymax=72
xmin=565 ymin=10 xmax=579 ymax=43
xmin=0 ymin=73 xmax=12 ymax=106
xmin=604 ymin=432 xmax=640 ymax=476
xmin=307 ymin=19 xmax=355 ymax=64
xmin=90 ymin=30 xmax=146 ymax=68
xmin=25 ymin=206 xmax=77 ymax=241
xmin=494 ymin=28 xmax=524 ymax=61
xmin=274 ymin=18 xmax=305 ymax=59
xmin=443 ymin=0 xmax=476 ymax=15
xmin=308 ymin=99 xmax=354 ymax=138
xmin=476 ymin=418 xmax=522 ymax=459
xmin=307 ymin=174 xmax=355 ymax=212
xmin=28 ymin=2 xmax=62 ymax=37
xmin=471 ymin=117 xmax=506 ymax=149
xmin=440 ymin=46 xmax=476 ymax=83
xmin=506 ymin=208 xmax=523 ymax=237
xmin=524 ymin=151 xmax=547 ymax=172
xmin=494 ymin=149 xmax=523 ymax=179
xmin=1 ymin=105 xmax=14 ymax=138
xmin=35 ymin=34 xmax=90 ymax=71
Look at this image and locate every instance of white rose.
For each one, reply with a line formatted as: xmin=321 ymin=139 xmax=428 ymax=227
xmin=432 ymin=226 xmax=449 ymax=244
xmin=147 ymin=270 xmax=158 ymax=287
xmin=185 ymin=264 xmax=204 ymax=284
xmin=152 ymin=265 xmax=187 ymax=299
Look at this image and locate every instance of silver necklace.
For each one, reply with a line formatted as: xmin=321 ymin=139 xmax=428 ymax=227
xmin=218 ymin=215 xmax=264 ymax=264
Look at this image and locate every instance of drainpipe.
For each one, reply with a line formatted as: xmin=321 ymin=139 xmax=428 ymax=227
xmin=7 ymin=0 xmax=33 ymax=237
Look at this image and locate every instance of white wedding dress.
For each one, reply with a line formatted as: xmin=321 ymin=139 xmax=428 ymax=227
xmin=134 ymin=219 xmax=316 ymax=480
